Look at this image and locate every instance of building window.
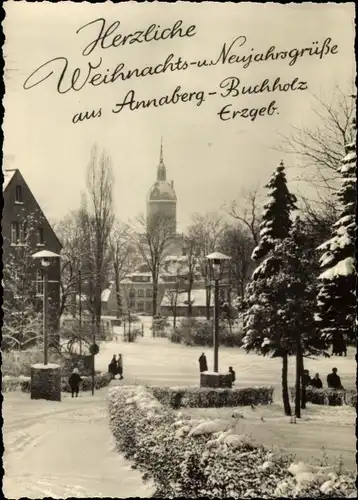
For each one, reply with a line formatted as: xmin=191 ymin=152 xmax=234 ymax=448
xmin=37 ymin=227 xmax=44 ymax=245
xmin=11 ymin=222 xmax=19 ymax=244
xmin=146 ymin=289 xmax=152 ymax=298
xmin=15 ymin=185 xmax=23 ymax=203
xmin=137 ymin=289 xmax=144 ymax=298
xmin=145 ymin=302 xmax=152 ymax=312
xmin=36 ymin=269 xmax=44 ymax=295
xmin=10 ymin=222 xmax=25 ymax=244
xmin=137 ymin=301 xmax=145 ymax=312
xmin=11 ymin=222 xmax=26 ymax=244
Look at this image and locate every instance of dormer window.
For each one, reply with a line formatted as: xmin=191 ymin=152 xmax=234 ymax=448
xmin=15 ymin=185 xmax=23 ymax=203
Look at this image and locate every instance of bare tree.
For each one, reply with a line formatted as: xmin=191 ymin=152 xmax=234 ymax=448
xmin=163 ymin=264 xmax=184 ymax=328
xmin=109 ymin=221 xmax=139 ymax=319
xmin=277 ymin=86 xmax=355 ymax=193
xmin=55 ymin=210 xmax=91 ymax=318
xmin=132 ymin=213 xmax=175 ymax=316
xmin=188 ymin=212 xmax=227 ymax=319
xmin=82 ymin=145 xmax=115 ymax=336
xmin=225 ymin=185 xmax=261 ymax=246
xmin=220 ymin=224 xmax=256 ymax=297
xmin=183 ymin=230 xmax=202 ymax=318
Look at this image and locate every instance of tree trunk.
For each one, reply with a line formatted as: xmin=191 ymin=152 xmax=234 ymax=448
xmin=173 ymin=306 xmax=177 ymax=328
xmin=295 ymin=337 xmax=301 ymax=418
xmin=152 ymin=286 xmax=157 ymax=317
xmin=282 ymin=352 xmax=292 ymax=416
xmin=227 ymin=287 xmax=232 ymax=335
xmin=187 ymin=288 xmax=193 ymax=318
xmin=300 ymin=353 xmax=306 ymax=409
xmin=114 ymin=275 xmax=122 ymax=319
xmin=206 ymin=287 xmax=211 ymax=320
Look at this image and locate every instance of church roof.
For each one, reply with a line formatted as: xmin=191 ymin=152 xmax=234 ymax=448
xmin=147 ymin=180 xmax=177 ymax=201
xmin=147 ymin=138 xmax=177 ymax=202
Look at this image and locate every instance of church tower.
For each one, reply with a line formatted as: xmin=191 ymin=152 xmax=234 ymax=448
xmin=147 ymin=139 xmax=177 ymax=233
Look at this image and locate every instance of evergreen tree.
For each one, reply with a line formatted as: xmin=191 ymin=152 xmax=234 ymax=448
xmin=316 ymin=115 xmax=356 ymax=348
xmin=252 ymin=161 xmax=297 ymax=261
xmin=243 ymin=219 xmax=328 ymax=416
xmin=243 ymin=162 xmax=297 ymax=416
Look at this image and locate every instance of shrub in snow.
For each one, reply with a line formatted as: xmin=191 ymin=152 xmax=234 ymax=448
xmin=17 ymin=372 xmax=112 ymax=393
xmin=149 ymin=385 xmax=274 ymax=408
xmin=170 ymin=317 xmax=244 ymax=347
xmin=2 ymin=348 xmax=62 ymax=377
xmin=289 ymin=386 xmax=357 ymax=408
xmin=2 ymin=375 xmax=31 ymax=392
xmin=108 ymin=385 xmax=356 ymax=498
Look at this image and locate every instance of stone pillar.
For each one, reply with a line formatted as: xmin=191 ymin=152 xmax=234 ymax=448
xmin=200 ymin=372 xmax=233 ymax=389
xmin=31 ymin=363 xmax=61 ymax=401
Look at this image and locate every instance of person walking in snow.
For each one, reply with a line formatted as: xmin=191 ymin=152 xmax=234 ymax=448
xmin=69 ymin=367 xmax=82 ymax=398
xmin=311 ymin=373 xmax=323 ymax=389
xmin=327 ymin=367 xmax=344 ymax=390
xmin=116 ymin=353 xmax=123 ymax=380
xmin=228 ymin=366 xmax=236 ymax=384
xmin=108 ymin=355 xmax=117 ymax=380
xmin=199 ymin=353 xmax=208 ymax=373
xmin=302 ymin=369 xmax=312 ymax=387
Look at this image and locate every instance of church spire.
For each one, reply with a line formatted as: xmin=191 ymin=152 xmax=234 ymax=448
xmin=157 ymin=136 xmax=166 ymax=181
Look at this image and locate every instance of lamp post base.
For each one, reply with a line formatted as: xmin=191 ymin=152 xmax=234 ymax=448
xmin=200 ymin=372 xmax=233 ymax=389
xmin=30 ymin=363 xmax=61 ymax=401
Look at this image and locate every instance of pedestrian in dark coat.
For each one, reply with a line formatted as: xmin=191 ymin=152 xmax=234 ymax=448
xmin=302 ymin=369 xmax=312 ymax=387
xmin=108 ymin=355 xmax=117 ymax=379
xmin=311 ymin=373 xmax=323 ymax=389
xmin=327 ymin=368 xmax=343 ymax=389
xmin=117 ymin=354 xmax=123 ymax=380
xmin=69 ymin=368 xmax=82 ymax=398
xmin=228 ymin=366 xmax=236 ymax=383
xmin=198 ymin=353 xmax=208 ymax=373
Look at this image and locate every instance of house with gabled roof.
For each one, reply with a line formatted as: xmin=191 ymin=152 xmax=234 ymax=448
xmin=2 ymin=169 xmax=63 ymax=334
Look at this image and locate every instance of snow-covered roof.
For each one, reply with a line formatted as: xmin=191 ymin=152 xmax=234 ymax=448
xmin=3 ymin=169 xmax=16 ymax=191
xmin=101 ymin=288 xmax=111 ymax=302
xmin=161 ymin=288 xmax=212 ymax=308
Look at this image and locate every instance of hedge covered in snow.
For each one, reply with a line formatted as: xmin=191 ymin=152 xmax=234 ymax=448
xmin=289 ymin=387 xmax=357 ymax=407
xmin=108 ymin=385 xmax=356 ymax=498
xmin=149 ymin=385 xmax=274 ymax=408
xmin=3 ymin=373 xmax=112 ymax=393
xmin=2 ymin=375 xmax=30 ymax=393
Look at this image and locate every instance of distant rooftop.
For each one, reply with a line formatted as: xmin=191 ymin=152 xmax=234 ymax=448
xmin=2 ymin=169 xmax=16 ymax=191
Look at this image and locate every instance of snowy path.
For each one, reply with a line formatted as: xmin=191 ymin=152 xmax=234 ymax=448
xmin=3 ymin=389 xmax=155 ymax=499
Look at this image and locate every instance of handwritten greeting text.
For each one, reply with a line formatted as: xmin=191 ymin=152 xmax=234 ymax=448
xmin=22 ymin=18 xmax=340 ymax=124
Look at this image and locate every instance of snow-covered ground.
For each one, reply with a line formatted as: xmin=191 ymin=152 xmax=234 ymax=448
xmin=3 ymin=389 xmax=155 ymax=499
xmin=95 ymin=326 xmax=356 ymax=390
xmin=3 ymin=323 xmax=355 ymax=498
xmin=180 ymin=403 xmax=356 ymax=471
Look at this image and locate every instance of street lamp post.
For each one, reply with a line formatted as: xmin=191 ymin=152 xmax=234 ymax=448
xmin=31 ymin=249 xmax=61 ymax=401
xmin=32 ymin=250 xmax=61 ymax=365
xmin=206 ymin=252 xmax=231 ymax=373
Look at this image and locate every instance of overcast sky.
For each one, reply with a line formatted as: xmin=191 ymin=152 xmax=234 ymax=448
xmin=3 ymin=2 xmax=355 ymax=230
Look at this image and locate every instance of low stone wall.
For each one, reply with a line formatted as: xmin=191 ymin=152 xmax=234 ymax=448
xmin=200 ymin=372 xmax=232 ymax=389
xmin=31 ymin=363 xmax=61 ymax=401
